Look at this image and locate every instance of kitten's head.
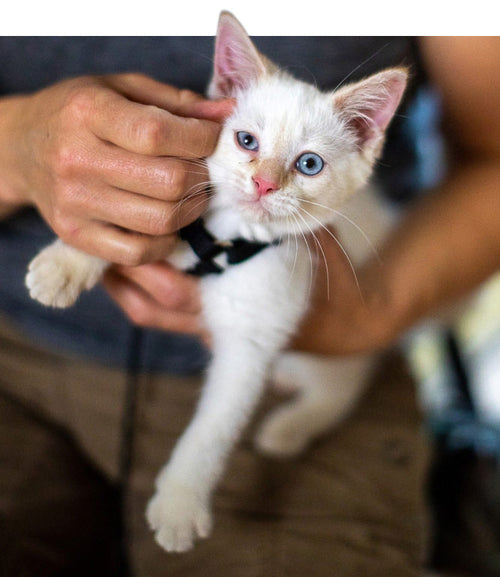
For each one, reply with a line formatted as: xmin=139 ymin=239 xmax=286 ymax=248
xmin=207 ymin=12 xmax=408 ymax=240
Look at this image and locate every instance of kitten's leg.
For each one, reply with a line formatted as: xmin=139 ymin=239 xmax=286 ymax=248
xmin=255 ymin=353 xmax=374 ymax=458
xmin=146 ymin=337 xmax=275 ymax=553
xmin=26 ymin=239 xmax=108 ymax=308
xmin=147 ymin=244 xmax=309 ymax=552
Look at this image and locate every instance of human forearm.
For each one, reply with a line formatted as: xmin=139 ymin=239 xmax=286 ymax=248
xmin=0 ymin=95 xmax=32 ymax=218
xmin=392 ymin=36 xmax=500 ymax=324
xmin=375 ymin=157 xmax=500 ymax=337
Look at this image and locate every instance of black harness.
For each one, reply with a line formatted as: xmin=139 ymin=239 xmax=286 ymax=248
xmin=179 ymin=218 xmax=277 ymax=277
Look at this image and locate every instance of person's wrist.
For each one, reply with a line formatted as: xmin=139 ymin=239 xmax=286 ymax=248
xmin=358 ymin=262 xmax=403 ymax=352
xmin=0 ymin=95 xmax=34 ymax=211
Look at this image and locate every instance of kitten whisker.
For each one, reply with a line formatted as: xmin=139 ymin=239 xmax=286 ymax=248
xmin=297 ymin=197 xmax=381 ymax=263
xmin=176 ymin=183 xmax=212 ymax=208
xmin=299 ymin=207 xmax=365 ymax=305
xmin=178 ymin=194 xmax=214 ymax=224
xmin=184 ymin=158 xmax=210 ymax=170
xmin=286 ymin=214 xmax=301 ymax=282
xmin=291 ymin=212 xmax=312 ymax=282
xmin=290 ymin=212 xmax=314 ymax=295
xmin=172 ymin=182 xmax=215 ymax=226
xmin=294 ymin=209 xmax=328 ymax=301
xmin=332 ymin=43 xmax=391 ymax=93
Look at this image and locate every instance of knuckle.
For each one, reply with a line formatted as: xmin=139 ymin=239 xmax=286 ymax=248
xmin=47 ymin=86 xmax=98 ymax=178
xmin=118 ymin=234 xmax=175 ymax=267
xmin=51 ymin=142 xmax=80 ymax=177
xmin=50 ymin=134 xmax=91 ymax=181
xmin=61 ymin=84 xmax=94 ymax=123
xmin=127 ymin=300 xmax=153 ymax=327
xmin=177 ymin=88 xmax=199 ymax=107
xmin=51 ymin=208 xmax=79 ymax=242
xmin=164 ymin=162 xmax=188 ymax=198
xmin=118 ymin=243 xmax=148 ymax=267
xmin=135 ymin=113 xmax=166 ymax=155
xmin=162 ymin=286 xmax=189 ymax=310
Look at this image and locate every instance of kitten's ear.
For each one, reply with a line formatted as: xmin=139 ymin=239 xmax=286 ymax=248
xmin=208 ymin=11 xmax=269 ymax=99
xmin=333 ymin=68 xmax=408 ymax=158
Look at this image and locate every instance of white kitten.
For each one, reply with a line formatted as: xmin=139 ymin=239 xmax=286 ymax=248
xmin=25 ymin=12 xmax=407 ymax=553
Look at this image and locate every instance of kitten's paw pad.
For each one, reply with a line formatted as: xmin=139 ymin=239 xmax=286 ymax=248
xmin=26 ymin=253 xmax=81 ymax=308
xmin=26 ymin=245 xmax=103 ymax=308
xmin=146 ymin=485 xmax=212 ymax=553
xmin=255 ymin=411 xmax=309 ymax=458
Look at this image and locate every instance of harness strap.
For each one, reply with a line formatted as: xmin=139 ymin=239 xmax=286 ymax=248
xmin=179 ymin=217 xmax=276 ymax=277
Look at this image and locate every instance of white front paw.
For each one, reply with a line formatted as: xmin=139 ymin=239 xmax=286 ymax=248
xmin=26 ymin=241 xmax=105 ymax=308
xmin=146 ymin=483 xmax=212 ymax=553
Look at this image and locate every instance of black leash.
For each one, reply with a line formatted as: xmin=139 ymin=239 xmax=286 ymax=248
xmin=118 ymin=326 xmax=143 ymax=576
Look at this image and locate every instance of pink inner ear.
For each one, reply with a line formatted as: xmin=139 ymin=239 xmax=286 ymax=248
xmin=370 ymin=94 xmax=400 ymax=130
xmin=217 ymin=42 xmax=248 ymax=93
xmin=340 ymin=70 xmax=407 ymax=147
xmin=370 ymin=76 xmax=407 ymax=132
xmin=212 ymin=14 xmax=265 ymax=98
xmin=216 ymin=28 xmax=238 ymax=76
xmin=213 ymin=42 xmax=240 ymax=96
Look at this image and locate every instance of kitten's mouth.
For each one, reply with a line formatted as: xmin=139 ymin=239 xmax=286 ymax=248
xmin=238 ymin=195 xmax=275 ymax=222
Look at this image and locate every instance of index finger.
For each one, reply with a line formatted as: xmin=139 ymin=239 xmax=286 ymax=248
xmin=109 ymin=262 xmax=202 ymax=314
xmin=89 ymin=88 xmax=222 ymax=158
xmin=105 ymin=74 xmax=235 ymax=123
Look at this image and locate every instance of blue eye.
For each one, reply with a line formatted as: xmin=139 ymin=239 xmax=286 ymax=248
xmin=295 ymin=152 xmax=324 ymax=176
xmin=236 ymin=131 xmax=259 ymax=151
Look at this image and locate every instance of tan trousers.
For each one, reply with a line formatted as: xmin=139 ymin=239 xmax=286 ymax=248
xmin=0 ymin=313 xmax=430 ymax=576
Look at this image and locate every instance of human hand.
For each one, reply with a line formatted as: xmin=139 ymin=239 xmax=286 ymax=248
xmin=291 ymin=229 xmax=397 ymax=356
xmin=103 ymin=263 xmax=210 ymax=345
xmin=0 ymin=73 xmax=233 ymax=265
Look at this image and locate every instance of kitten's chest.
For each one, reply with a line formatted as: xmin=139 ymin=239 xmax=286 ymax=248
xmin=200 ymin=238 xmax=312 ymax=335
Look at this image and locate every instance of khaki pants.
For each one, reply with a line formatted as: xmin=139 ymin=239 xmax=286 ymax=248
xmin=0 ymin=313 xmax=430 ymax=576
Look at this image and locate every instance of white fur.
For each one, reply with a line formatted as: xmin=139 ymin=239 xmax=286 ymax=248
xmin=25 ymin=12 xmax=407 ymax=553
xmin=26 ymin=239 xmax=107 ymax=307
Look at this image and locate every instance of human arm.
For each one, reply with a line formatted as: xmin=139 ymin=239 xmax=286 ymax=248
xmin=0 ymin=73 xmax=232 ymax=264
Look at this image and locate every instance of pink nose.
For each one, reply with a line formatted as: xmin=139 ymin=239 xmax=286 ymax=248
xmin=252 ymin=175 xmax=279 ymax=196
